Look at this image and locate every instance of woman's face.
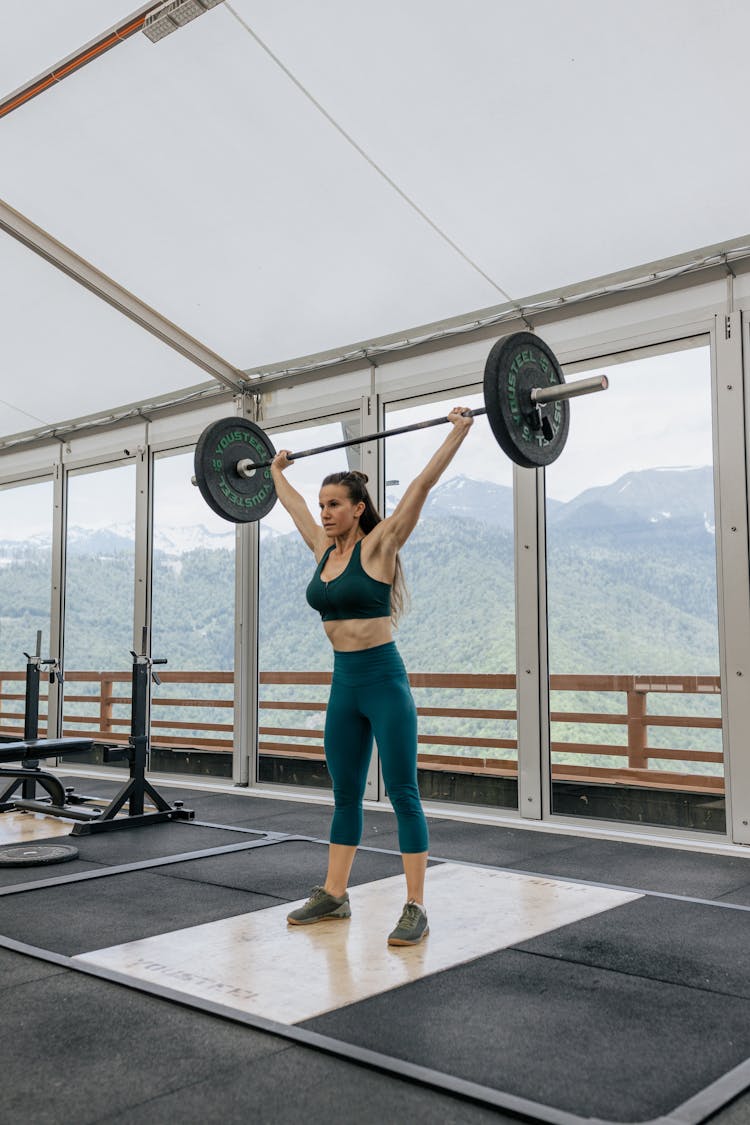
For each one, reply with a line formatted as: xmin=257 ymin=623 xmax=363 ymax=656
xmin=319 ymin=484 xmax=365 ymax=538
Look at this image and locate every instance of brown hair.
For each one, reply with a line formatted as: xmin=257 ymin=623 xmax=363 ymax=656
xmin=321 ymin=469 xmax=409 ymax=625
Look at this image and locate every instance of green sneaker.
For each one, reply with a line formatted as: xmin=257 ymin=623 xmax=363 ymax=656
xmin=387 ymin=901 xmax=429 ymax=946
xmin=287 ymin=885 xmax=351 ymax=925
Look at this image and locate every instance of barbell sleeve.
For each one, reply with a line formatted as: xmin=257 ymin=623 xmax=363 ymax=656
xmin=531 ymin=373 xmax=609 ymax=405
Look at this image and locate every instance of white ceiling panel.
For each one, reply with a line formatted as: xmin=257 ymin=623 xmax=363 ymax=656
xmin=235 ymin=0 xmax=750 ymax=298
xmin=0 ymin=231 xmax=212 ymax=439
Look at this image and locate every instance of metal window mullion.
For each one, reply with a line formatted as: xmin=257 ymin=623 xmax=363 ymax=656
xmin=133 ymin=445 xmax=153 ymax=652
xmin=47 ymin=461 xmax=66 ymax=738
xmin=513 ymin=464 xmax=546 ymax=819
xmin=236 ymin=395 xmax=259 ymax=787
xmin=360 ymin=390 xmax=383 ymax=802
xmin=235 ymin=520 xmax=259 ymax=786
xmin=131 ymin=446 xmax=153 ymax=748
xmin=715 ymin=311 xmax=750 ymax=844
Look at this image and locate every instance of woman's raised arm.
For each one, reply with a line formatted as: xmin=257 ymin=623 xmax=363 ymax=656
xmin=270 ymin=452 xmax=328 ymax=555
xmin=378 ymin=407 xmax=474 ymax=549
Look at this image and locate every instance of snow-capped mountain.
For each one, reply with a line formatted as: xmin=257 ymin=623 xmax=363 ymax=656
xmin=0 ymin=522 xmax=280 ymax=562
xmin=548 ymin=466 xmax=715 ymax=532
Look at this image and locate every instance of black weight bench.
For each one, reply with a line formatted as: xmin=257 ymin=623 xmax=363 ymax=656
xmin=0 ymin=738 xmax=94 ymax=764
xmin=0 ymin=738 xmax=101 ymax=821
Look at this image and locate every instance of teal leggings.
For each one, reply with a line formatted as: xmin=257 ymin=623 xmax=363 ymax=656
xmin=325 ymin=642 xmax=429 ymax=854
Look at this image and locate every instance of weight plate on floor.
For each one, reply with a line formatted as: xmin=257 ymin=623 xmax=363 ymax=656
xmin=0 ymin=843 xmax=79 ymax=866
xmin=483 ymin=332 xmax=570 ymax=468
xmin=194 ymin=418 xmax=277 ymax=523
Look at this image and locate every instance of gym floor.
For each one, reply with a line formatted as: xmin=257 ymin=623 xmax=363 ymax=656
xmin=2 ymin=774 xmax=750 ymax=1125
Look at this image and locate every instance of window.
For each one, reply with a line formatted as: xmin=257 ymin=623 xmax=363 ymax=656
xmin=545 ymin=344 xmax=723 ymax=831
xmin=385 ymin=392 xmax=518 ymax=810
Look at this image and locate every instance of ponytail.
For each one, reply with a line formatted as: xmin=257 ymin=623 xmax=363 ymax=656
xmin=321 ymin=470 xmax=409 ymax=625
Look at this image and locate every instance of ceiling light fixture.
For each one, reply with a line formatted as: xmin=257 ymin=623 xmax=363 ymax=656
xmin=143 ymin=0 xmax=225 ymax=43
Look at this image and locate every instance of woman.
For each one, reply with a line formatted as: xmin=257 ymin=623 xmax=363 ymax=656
xmin=272 ymin=407 xmax=473 ymax=946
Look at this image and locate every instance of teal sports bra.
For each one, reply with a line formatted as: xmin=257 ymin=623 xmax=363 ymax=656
xmin=306 ymin=540 xmax=392 ymax=621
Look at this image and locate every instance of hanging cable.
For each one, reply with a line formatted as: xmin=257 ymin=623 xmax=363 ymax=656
xmin=224 ymin=3 xmax=516 ymax=306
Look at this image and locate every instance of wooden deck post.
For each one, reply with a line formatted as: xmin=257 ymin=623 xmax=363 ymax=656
xmin=626 ymin=683 xmax=648 ymax=770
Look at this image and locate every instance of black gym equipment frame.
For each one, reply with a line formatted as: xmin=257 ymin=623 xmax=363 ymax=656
xmin=0 ymin=632 xmax=99 ymax=819
xmin=0 ymin=631 xmax=193 ymax=834
xmin=71 ymin=633 xmax=194 ymax=835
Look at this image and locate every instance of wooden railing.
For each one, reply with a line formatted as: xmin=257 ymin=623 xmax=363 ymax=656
xmin=0 ymin=669 xmax=723 ymax=793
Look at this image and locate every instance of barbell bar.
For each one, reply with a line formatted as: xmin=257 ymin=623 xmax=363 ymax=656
xmin=192 ymin=332 xmax=609 ymax=524
xmin=232 ymin=371 xmax=608 ymax=479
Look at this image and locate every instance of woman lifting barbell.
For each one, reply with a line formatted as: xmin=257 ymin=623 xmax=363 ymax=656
xmin=271 ymin=406 xmax=474 ymax=946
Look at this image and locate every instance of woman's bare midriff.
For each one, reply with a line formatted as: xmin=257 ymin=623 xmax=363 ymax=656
xmin=323 ymin=616 xmax=393 ymax=652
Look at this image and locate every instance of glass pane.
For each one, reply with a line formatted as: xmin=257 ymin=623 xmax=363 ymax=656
xmin=385 ymin=393 xmax=518 ymax=811
xmin=62 ymin=463 xmax=136 ymax=765
xmin=0 ymin=479 xmax=54 ymax=739
xmin=545 ymin=344 xmax=724 ymax=832
xmin=151 ymin=450 xmax=235 ymax=779
xmin=258 ymin=417 xmax=360 ymax=790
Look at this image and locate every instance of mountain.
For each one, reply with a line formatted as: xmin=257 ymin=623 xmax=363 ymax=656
xmin=422 ymin=475 xmax=515 ymax=529
xmin=391 ymin=474 xmax=565 ymax=531
xmin=0 ymin=522 xmax=279 ymax=563
xmin=0 ymin=468 xmax=714 ymax=564
xmin=549 ymin=466 xmax=715 ymax=533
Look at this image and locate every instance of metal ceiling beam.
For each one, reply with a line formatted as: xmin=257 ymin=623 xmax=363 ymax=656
xmin=0 ymin=198 xmax=246 ymax=393
xmin=0 ymin=4 xmax=161 ymax=120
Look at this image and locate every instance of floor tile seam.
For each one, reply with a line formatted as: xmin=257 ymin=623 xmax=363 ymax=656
xmin=144 ymin=865 xmax=293 ymax=903
xmin=0 ymin=965 xmax=69 ymax=991
xmin=505 ymin=945 xmax=750 ymax=1006
xmin=714 ymin=878 xmax=750 ymax=903
xmin=190 ymin=819 xmax=272 ymax=834
xmin=0 ymin=835 xmax=295 ymax=897
xmin=84 ymin=1048 xmax=298 ymax=1125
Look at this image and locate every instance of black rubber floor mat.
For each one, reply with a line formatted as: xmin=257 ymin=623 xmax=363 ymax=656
xmin=304 ymin=945 xmax=750 ymax=1122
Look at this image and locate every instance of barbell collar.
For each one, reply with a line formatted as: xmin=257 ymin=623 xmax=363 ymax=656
xmin=531 ymin=374 xmax=608 ymax=406
xmin=236 ymin=458 xmax=257 ymax=479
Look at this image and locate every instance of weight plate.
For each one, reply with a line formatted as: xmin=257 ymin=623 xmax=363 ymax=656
xmin=0 ymin=843 xmax=79 ymax=867
xmin=194 ymin=418 xmax=277 ymax=523
xmin=483 ymin=332 xmax=570 ymax=468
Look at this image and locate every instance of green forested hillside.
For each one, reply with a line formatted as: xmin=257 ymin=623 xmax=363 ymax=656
xmin=0 ymin=475 xmax=722 ymax=773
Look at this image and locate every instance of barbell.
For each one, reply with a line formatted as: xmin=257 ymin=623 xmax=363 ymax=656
xmin=192 ymin=332 xmax=608 ymax=524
